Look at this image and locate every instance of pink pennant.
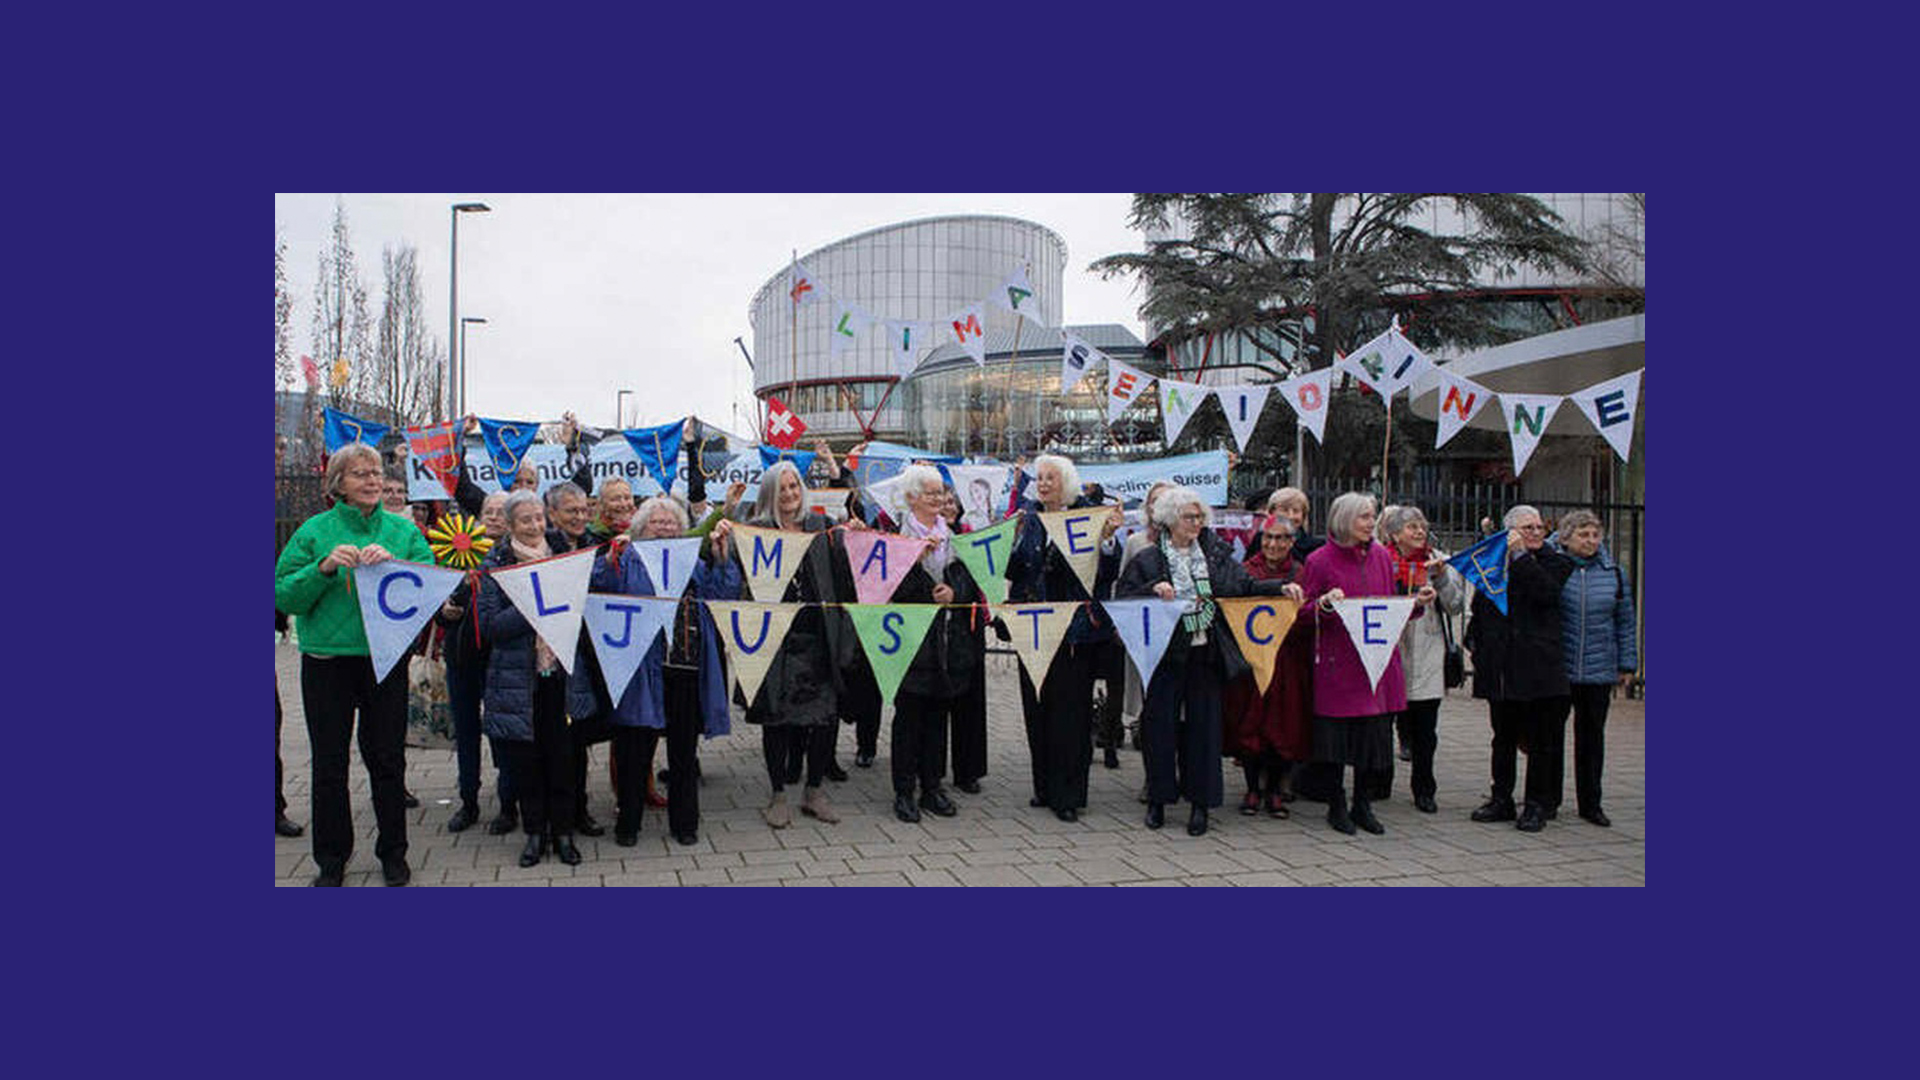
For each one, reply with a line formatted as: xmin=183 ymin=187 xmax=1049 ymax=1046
xmin=844 ymin=532 xmax=929 ymax=605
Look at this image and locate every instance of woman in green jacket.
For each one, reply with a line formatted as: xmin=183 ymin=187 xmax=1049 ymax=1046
xmin=274 ymin=443 xmax=434 ymax=886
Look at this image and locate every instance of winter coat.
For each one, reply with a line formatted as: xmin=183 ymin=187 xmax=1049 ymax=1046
xmin=1006 ymin=496 xmax=1119 ymax=645
xmin=1298 ymin=539 xmax=1408 ymax=718
xmin=274 ymin=501 xmax=435 ymax=657
xmin=476 ymin=540 xmax=566 ymax=743
xmin=892 ymin=553 xmax=985 ymax=699
xmin=731 ymin=514 xmax=852 ymax=727
xmin=1114 ymin=530 xmax=1290 ymax=685
xmin=1551 ymin=543 xmax=1638 ymax=686
xmin=567 ymin=539 xmax=740 ymax=733
xmin=1395 ymin=553 xmax=1466 ymax=703
xmin=1467 ymin=546 xmax=1576 ymax=702
xmin=435 ymin=567 xmax=490 ymax=672
xmin=1223 ymin=550 xmax=1314 ymax=761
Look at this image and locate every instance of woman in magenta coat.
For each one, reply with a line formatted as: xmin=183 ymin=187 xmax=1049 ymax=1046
xmin=1297 ymin=492 xmax=1411 ymax=837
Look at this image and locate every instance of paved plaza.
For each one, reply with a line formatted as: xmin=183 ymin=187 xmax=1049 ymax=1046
xmin=274 ymin=640 xmax=1646 ymax=887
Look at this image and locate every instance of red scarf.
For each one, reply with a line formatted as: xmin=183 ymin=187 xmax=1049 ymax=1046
xmin=1390 ymin=543 xmax=1430 ymax=594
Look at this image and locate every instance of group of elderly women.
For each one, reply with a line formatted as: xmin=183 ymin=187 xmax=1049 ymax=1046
xmin=278 ymin=437 xmax=1636 ymax=885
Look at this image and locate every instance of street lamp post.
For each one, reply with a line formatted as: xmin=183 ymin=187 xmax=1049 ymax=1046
xmin=461 ymin=318 xmax=487 ymax=420
xmin=615 ymin=389 xmax=633 ymax=429
xmin=449 ymin=201 xmax=491 ymax=420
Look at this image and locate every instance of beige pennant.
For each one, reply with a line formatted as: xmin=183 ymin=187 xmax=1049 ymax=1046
xmin=704 ymin=600 xmax=801 ymax=706
xmin=1000 ymin=602 xmax=1079 ymax=688
xmin=1038 ymin=508 xmax=1105 ymax=595
xmin=1216 ymin=596 xmax=1301 ymax=694
xmin=730 ymin=523 xmax=818 ymax=602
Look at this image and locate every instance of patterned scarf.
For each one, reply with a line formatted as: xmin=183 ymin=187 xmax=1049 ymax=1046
xmin=901 ymin=510 xmax=953 ymax=579
xmin=510 ymin=536 xmax=559 ymax=675
xmin=1160 ymin=536 xmax=1215 ymax=640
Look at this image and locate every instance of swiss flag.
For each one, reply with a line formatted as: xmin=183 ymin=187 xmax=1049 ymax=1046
xmin=764 ymin=395 xmax=807 ymax=449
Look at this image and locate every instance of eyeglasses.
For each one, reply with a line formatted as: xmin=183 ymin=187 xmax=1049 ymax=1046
xmin=346 ymin=468 xmax=382 ymax=480
xmin=1262 ymin=534 xmax=1293 ymax=542
xmin=1178 ymin=512 xmax=1206 ymax=522
xmin=1515 ymin=524 xmax=1546 ymax=533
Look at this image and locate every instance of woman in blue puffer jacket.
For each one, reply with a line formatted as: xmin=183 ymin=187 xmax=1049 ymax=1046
xmin=1550 ymin=510 xmax=1638 ymax=828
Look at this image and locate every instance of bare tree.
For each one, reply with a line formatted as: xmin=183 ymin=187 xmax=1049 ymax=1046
xmin=274 ymin=232 xmax=294 ymax=390
xmin=308 ymin=198 xmax=377 ymax=413
xmin=1586 ymin=193 xmax=1645 ymax=305
xmin=374 ymin=243 xmax=445 ymax=426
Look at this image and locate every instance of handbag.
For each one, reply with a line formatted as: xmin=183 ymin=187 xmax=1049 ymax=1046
xmin=1440 ymin=609 xmax=1466 ymax=691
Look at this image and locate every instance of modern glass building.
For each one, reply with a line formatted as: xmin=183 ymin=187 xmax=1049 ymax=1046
xmin=748 ymin=215 xmax=1066 ymax=445
xmin=902 ymin=324 xmax=1149 ymax=460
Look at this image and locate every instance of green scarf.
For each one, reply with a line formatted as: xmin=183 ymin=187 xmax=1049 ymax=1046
xmin=1160 ymin=536 xmax=1215 ymax=638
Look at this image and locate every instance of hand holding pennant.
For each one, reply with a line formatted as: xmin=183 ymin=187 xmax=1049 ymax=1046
xmin=731 ymin=524 xmax=817 ymax=602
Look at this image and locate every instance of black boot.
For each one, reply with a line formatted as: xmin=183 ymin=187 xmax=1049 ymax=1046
xmin=552 ymin=831 xmax=583 ymax=865
xmin=1145 ymin=802 xmax=1165 ymax=830
xmin=1516 ymin=802 xmax=1547 ymax=833
xmin=1327 ymin=790 xmax=1356 ymax=835
xmin=1186 ymin=805 xmax=1209 ymax=837
xmin=1351 ymin=796 xmax=1385 ymax=835
xmin=518 ymin=833 xmax=546 ymax=867
xmin=446 ymin=799 xmax=479 ymax=833
xmin=1471 ymin=795 xmax=1517 ymax=823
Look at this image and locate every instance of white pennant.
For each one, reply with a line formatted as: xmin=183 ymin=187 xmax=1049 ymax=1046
xmin=1330 ymin=596 xmax=1416 ymax=693
xmin=1000 ymin=602 xmax=1078 ymax=687
xmin=1038 ymin=508 xmax=1106 ymax=595
xmin=629 ymin=537 xmax=705 ymax=598
xmin=1107 ymin=358 xmax=1155 ymax=423
xmin=490 ymin=547 xmax=598 ymax=674
xmin=1498 ymin=393 xmax=1565 ymax=476
xmin=352 ymin=560 xmax=466 ymax=682
xmin=1339 ymin=324 xmax=1434 ymax=400
xmin=1215 ymin=384 xmax=1272 ymax=452
xmin=704 ymin=600 xmax=801 ymax=707
xmin=828 ymin=302 xmax=873 ymax=358
xmin=1275 ymin=368 xmax=1334 ymax=443
xmin=991 ymin=266 xmax=1044 ymax=323
xmin=1158 ymin=376 xmax=1212 ymax=445
xmin=582 ymin=594 xmax=677 ymax=708
xmin=731 ymin=524 xmax=817 ymax=602
xmin=1568 ymin=369 xmax=1642 ymax=464
xmin=1103 ymin=597 xmax=1190 ymax=689
xmin=947 ymin=302 xmax=988 ymax=365
xmin=1431 ymin=369 xmax=1495 ymax=449
xmin=884 ymin=319 xmax=934 ymax=376
xmin=1060 ymin=330 xmax=1108 ymax=394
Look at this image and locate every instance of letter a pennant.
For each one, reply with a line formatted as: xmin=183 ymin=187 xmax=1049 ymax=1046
xmin=1103 ymin=597 xmax=1189 ymax=688
xmin=1215 ymin=596 xmax=1300 ymax=694
xmin=844 ymin=604 xmax=940 ymax=708
xmin=1330 ymin=597 xmax=1415 ymax=693
xmin=353 ymin=560 xmax=465 ymax=681
xmin=583 ymin=594 xmax=677 ymax=708
xmin=490 ymin=547 xmax=598 ymax=674
xmin=1158 ymin=376 xmax=1212 ymax=446
xmin=990 ymin=266 xmax=1045 ymax=324
xmin=705 ymin=601 xmax=801 ymax=706
xmin=1000 ymin=603 xmax=1077 ymax=687
xmin=732 ymin=524 xmax=816 ymax=602
xmin=844 ymin=532 xmax=929 ymax=605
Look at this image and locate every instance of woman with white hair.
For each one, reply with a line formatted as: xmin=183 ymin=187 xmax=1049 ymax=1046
xmin=1005 ymin=453 xmax=1123 ymax=822
xmin=1297 ymin=492 xmax=1406 ymax=837
xmin=275 ymin=442 xmax=436 ymax=885
xmin=1375 ymin=504 xmax=1465 ymax=814
xmin=1466 ymin=505 xmax=1576 ymax=833
xmin=1549 ymin=509 xmax=1637 ymax=828
xmin=1116 ymin=487 xmax=1301 ymax=836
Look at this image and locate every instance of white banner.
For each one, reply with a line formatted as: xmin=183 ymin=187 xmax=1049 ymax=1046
xmin=1215 ymin=384 xmax=1272 ymax=452
xmin=1568 ymin=370 xmax=1642 ymax=464
xmin=1498 ymin=393 xmax=1565 ymax=476
xmin=490 ymin=547 xmax=598 ymax=674
xmin=1275 ymin=369 xmax=1334 ymax=443
xmin=1158 ymin=376 xmax=1211 ymax=446
xmin=1431 ymin=370 xmax=1494 ymax=450
xmin=828 ymin=301 xmax=874 ymax=358
xmin=1104 ymin=597 xmax=1190 ymax=689
xmin=582 ymin=594 xmax=677 ymax=708
xmin=1107 ymin=358 xmax=1155 ymax=423
xmin=1000 ymin=602 xmax=1078 ymax=687
xmin=1330 ymin=596 xmax=1416 ymax=693
xmin=352 ymin=560 xmax=465 ymax=682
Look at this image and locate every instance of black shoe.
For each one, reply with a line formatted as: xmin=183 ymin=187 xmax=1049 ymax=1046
xmin=1471 ymin=797 xmax=1517 ymax=823
xmin=575 ymin=812 xmax=606 ymax=838
xmin=1030 ymin=795 xmax=1047 ymax=808
xmin=614 ymin=831 xmax=639 ymax=847
xmin=824 ymin=761 xmax=850 ymax=783
xmin=519 ymin=834 xmax=546 ymax=867
xmin=919 ymin=789 xmax=958 ymax=818
xmin=1414 ymin=794 xmax=1437 ymax=814
xmin=487 ymin=812 xmax=519 ymax=836
xmin=1145 ymin=803 xmax=1165 ymax=830
xmin=1187 ymin=806 xmax=1209 ymax=837
xmin=1055 ymin=807 xmax=1078 ymax=823
xmin=1516 ymin=803 xmax=1547 ymax=832
xmin=1352 ymin=799 xmax=1385 ymax=835
xmin=672 ymin=831 xmax=698 ymax=846
xmin=553 ymin=834 xmax=583 ymax=865
xmin=311 ymin=868 xmax=344 ymax=887
xmin=1103 ymin=747 xmax=1120 ymax=769
xmin=403 ymin=790 xmax=420 ymax=809
xmin=381 ymin=859 xmax=412 ymax=887
xmin=1397 ymin=742 xmax=1412 ymax=762
xmin=1328 ymin=793 xmax=1356 ymax=835
xmin=855 ymin=752 xmax=875 ymax=768
xmin=893 ymin=793 xmax=922 ymax=823
xmin=446 ymin=802 xmax=479 ymax=833
xmin=275 ymin=813 xmax=304 ymax=838
xmin=1580 ymin=806 xmax=1612 ymax=828
xmin=955 ymin=779 xmax=981 ymax=794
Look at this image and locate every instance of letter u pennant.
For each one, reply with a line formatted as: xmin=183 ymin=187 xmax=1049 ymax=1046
xmin=845 ymin=604 xmax=939 ymax=708
xmin=353 ymin=561 xmax=466 ymax=682
xmin=705 ymin=601 xmax=801 ymax=706
xmin=1215 ymin=597 xmax=1300 ymax=694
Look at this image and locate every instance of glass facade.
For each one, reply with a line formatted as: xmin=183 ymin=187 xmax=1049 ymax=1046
xmin=900 ymin=332 xmax=1158 ymax=461
xmin=748 ymin=216 xmax=1067 ymax=442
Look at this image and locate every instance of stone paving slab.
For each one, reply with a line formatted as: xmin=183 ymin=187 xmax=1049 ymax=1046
xmin=276 ymin=644 xmax=1644 ymax=886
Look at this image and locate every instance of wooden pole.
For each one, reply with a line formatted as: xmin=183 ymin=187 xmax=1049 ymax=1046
xmin=1381 ymin=396 xmax=1392 ymax=500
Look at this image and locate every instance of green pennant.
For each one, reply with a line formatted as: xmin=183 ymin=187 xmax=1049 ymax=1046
xmin=844 ymin=604 xmax=940 ymax=708
xmin=949 ymin=513 xmax=1021 ymax=606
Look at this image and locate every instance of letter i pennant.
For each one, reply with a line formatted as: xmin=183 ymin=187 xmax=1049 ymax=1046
xmin=1102 ymin=597 xmax=1188 ymax=688
xmin=844 ymin=605 xmax=940 ymax=708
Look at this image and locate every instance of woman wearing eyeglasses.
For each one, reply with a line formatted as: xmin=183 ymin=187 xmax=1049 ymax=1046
xmin=1222 ymin=514 xmax=1315 ymax=819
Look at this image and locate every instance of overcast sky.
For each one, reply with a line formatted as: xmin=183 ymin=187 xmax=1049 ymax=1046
xmin=273 ymin=193 xmax=1151 ymax=436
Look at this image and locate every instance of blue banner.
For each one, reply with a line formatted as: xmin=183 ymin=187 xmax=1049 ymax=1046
xmin=1033 ymin=450 xmax=1232 ymax=508
xmin=758 ymin=445 xmax=817 ymax=477
xmin=1447 ymin=531 xmax=1510 ymax=615
xmin=323 ymin=408 xmax=390 ymax=453
xmin=477 ymin=418 xmax=540 ymax=489
xmin=622 ymin=419 xmax=686 ymax=490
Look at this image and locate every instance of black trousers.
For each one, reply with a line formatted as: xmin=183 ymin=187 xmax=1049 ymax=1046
xmin=763 ymin=724 xmax=830 ymax=792
xmin=612 ymin=669 xmax=703 ymax=837
xmin=1241 ymin=753 xmax=1289 ymax=796
xmin=300 ymin=654 xmax=409 ymax=874
xmin=1570 ymin=683 xmax=1613 ymax=813
xmin=275 ymin=682 xmax=287 ymax=816
xmin=1487 ymin=697 xmax=1569 ymax=810
xmin=503 ymin=676 xmax=575 ymax=837
xmin=1401 ymin=698 xmax=1441 ymax=801
xmin=1093 ymin=641 xmax=1127 ymax=750
xmin=949 ymin=665 xmax=988 ymax=785
xmin=892 ymin=692 xmax=952 ymax=796
xmin=1018 ymin=642 xmax=1098 ymax=812
xmin=1142 ymin=657 xmax=1224 ymax=809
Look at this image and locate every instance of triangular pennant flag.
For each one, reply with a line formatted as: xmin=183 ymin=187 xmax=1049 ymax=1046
xmin=990 ymin=266 xmax=1044 ymax=323
xmin=488 ymin=547 xmax=598 ymax=674
xmin=844 ymin=604 xmax=940 ymax=708
xmin=1000 ymin=602 xmax=1077 ymax=687
xmin=324 ymin=407 xmax=390 ymax=454
xmin=1497 ymin=393 xmax=1564 ymax=476
xmin=1060 ymin=331 xmax=1109 ymax=394
xmin=842 ymin=532 xmax=929 ymax=605
xmin=1447 ymin=530 xmax=1510 ymax=616
xmin=1158 ymin=377 xmax=1212 ymax=446
xmin=1215 ymin=385 xmax=1272 ymax=453
xmin=948 ymin=303 xmax=988 ymax=365
xmin=1216 ymin=596 xmax=1300 ymax=695
xmin=1038 ymin=508 xmax=1105 ymax=595
xmin=1275 ymin=369 xmax=1334 ymax=443
xmin=763 ymin=395 xmax=807 ymax=450
xmin=860 ymin=472 xmax=914 ymax=528
xmin=477 ymin=418 xmax=540 ymax=491
xmin=1330 ymin=596 xmax=1416 ymax=693
xmin=1103 ymin=597 xmax=1190 ymax=689
xmin=1107 ymin=358 xmax=1155 ymax=423
xmin=351 ymin=560 xmax=465 ymax=682
xmin=884 ymin=319 xmax=934 ymax=376
xmin=405 ymin=420 xmax=462 ymax=498
xmin=620 ymin=419 xmax=685 ymax=490
xmin=582 ymin=594 xmax=677 ymax=708
xmin=758 ymin=444 xmax=818 ymax=476
xmin=788 ymin=259 xmax=820 ymax=306
xmin=705 ymin=601 xmax=801 ymax=706
xmin=828 ymin=301 xmax=874 ymax=358
xmin=1432 ymin=369 xmax=1494 ymax=449
xmin=1339 ymin=324 xmax=1435 ymax=400
xmin=629 ymin=537 xmax=704 ymax=599
xmin=1568 ymin=370 xmax=1642 ymax=464
xmin=950 ymin=514 xmax=1021 ymax=606
xmin=731 ymin=524 xmax=817 ymax=602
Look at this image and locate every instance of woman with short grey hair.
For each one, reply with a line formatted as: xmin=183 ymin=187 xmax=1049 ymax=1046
xmin=1375 ymin=504 xmax=1464 ymax=814
xmin=1548 ymin=509 xmax=1637 ymax=828
xmin=631 ymin=494 xmax=689 ymax=535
